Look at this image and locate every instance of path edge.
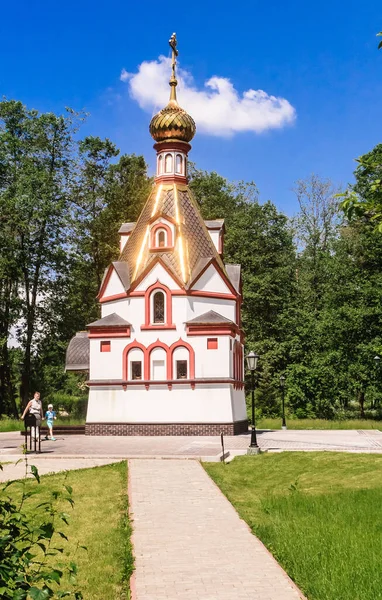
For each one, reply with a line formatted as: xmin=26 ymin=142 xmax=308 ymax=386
xmin=127 ymin=459 xmax=137 ymax=600
xmin=198 ymin=459 xmax=308 ymax=600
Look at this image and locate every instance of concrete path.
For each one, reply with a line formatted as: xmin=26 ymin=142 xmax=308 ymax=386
xmin=0 ymin=457 xmax=123 ymax=482
xmin=129 ymin=459 xmax=305 ymax=600
xmin=1 ymin=429 xmax=382 ymax=463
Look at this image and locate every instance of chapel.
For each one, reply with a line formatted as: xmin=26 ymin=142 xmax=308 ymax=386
xmin=66 ymin=34 xmax=247 ymax=435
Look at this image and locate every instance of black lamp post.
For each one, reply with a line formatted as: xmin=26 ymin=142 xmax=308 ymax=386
xmin=280 ymin=375 xmax=287 ymax=430
xmin=374 ymin=356 xmax=380 ymax=409
xmin=246 ymin=351 xmax=259 ymax=449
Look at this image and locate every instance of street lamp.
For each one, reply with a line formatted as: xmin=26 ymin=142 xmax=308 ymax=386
xmin=280 ymin=375 xmax=287 ymax=430
xmin=374 ymin=356 xmax=381 ymax=409
xmin=246 ymin=351 xmax=260 ymax=451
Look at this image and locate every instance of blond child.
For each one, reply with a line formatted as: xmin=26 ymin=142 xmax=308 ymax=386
xmin=45 ymin=403 xmax=57 ymax=441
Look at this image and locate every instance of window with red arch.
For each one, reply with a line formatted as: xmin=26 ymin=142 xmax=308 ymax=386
xmin=150 ymin=222 xmax=173 ymax=250
xmin=141 ymin=282 xmax=175 ymax=330
xmin=170 ymin=340 xmax=195 ymax=380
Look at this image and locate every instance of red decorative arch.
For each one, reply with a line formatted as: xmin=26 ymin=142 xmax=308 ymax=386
xmin=150 ymin=222 xmax=173 ymax=250
xmin=169 ymin=339 xmax=195 ymax=380
xmin=141 ymin=281 xmax=175 ymax=330
xmin=122 ymin=340 xmax=146 ymax=381
xmin=146 ymin=340 xmax=170 ymax=380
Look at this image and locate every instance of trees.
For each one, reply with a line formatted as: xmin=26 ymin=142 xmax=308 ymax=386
xmin=0 ymin=100 xmax=82 ymax=409
xmin=341 ymin=145 xmax=382 ymax=231
xmin=190 ymin=168 xmax=296 ymax=414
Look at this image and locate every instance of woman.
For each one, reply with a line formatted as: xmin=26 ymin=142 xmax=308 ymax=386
xmin=21 ymin=391 xmax=43 ymax=441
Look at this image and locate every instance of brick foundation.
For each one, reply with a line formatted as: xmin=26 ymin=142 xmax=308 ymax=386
xmin=85 ymin=420 xmax=248 ymax=436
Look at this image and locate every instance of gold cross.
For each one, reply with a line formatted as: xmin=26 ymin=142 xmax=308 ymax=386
xmin=169 ymin=32 xmax=178 ymax=83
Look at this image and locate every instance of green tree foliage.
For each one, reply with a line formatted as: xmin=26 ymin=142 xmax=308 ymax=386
xmin=341 ymin=145 xmax=382 ymax=231
xmin=0 ymin=100 xmax=82 ymax=408
xmin=190 ymin=168 xmax=296 ymax=414
xmin=2 ymin=99 xmax=382 ymax=421
xmin=0 ymin=460 xmax=83 ymax=599
xmin=286 ymin=176 xmax=382 ymax=418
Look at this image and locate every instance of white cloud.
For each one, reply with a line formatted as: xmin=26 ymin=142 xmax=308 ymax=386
xmin=120 ymin=56 xmax=296 ymax=137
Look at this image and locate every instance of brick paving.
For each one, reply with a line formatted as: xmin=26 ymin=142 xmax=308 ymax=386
xmin=129 ymin=459 xmax=305 ymax=600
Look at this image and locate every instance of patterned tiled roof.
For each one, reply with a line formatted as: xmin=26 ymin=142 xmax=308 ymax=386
xmin=118 ymin=183 xmax=226 ymax=288
xmin=87 ymin=313 xmax=131 ymax=328
xmin=225 ymin=265 xmax=241 ymax=292
xmin=118 ymin=222 xmax=136 ymax=234
xmin=65 ymin=332 xmax=89 ymax=371
xmin=185 ymin=310 xmax=234 ymax=325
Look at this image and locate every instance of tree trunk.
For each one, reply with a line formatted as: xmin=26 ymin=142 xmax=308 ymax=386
xmin=359 ymin=390 xmax=365 ymax=419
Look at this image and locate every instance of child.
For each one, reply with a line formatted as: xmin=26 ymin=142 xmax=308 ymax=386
xmin=45 ymin=404 xmax=57 ymax=441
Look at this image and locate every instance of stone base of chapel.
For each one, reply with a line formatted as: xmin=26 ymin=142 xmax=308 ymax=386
xmin=85 ymin=420 xmax=248 ymax=436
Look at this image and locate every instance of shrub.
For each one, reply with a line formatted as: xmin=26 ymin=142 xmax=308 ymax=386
xmin=0 ymin=458 xmax=84 ymax=599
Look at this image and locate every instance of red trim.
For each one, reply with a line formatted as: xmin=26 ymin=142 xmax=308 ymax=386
xmin=155 ymin=174 xmax=187 ymax=185
xmin=122 ymin=341 xmax=146 ymax=381
xmin=97 ymin=265 xmax=113 ymax=300
xmin=100 ymin=341 xmax=111 ymax=352
xmin=99 ymin=292 xmax=127 ymax=304
xmin=128 ymin=287 xmax=235 ymax=301
xmin=149 ymin=247 xmax=174 ymax=253
xmin=170 ymin=339 xmax=195 ymax=379
xmin=88 ymin=327 xmax=131 ymax=339
xmin=141 ymin=324 xmax=176 ymax=330
xmin=154 ymin=141 xmax=191 ymax=153
xmin=148 ymin=213 xmax=177 ymax=226
xmin=207 ymin=338 xmax=218 ymax=350
xmin=189 ymin=258 xmax=237 ymax=297
xmin=146 ymin=340 xmax=171 ymax=380
xmin=188 ymin=290 xmax=237 ymax=300
xmin=150 ymin=222 xmax=173 ymax=249
xmin=187 ymin=325 xmax=237 ymax=337
xmin=87 ymin=378 xmax=242 ymax=387
xmin=129 ymin=256 xmax=184 ymax=292
xmin=143 ymin=281 xmax=175 ymax=329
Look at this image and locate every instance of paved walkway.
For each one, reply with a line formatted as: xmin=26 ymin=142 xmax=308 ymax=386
xmin=1 ymin=429 xmax=382 ymax=463
xmin=0 ymin=457 xmax=123 ymax=482
xmin=129 ymin=459 xmax=305 ymax=600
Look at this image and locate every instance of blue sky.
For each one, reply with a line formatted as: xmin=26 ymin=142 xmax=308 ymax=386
xmin=1 ymin=0 xmax=382 ymax=214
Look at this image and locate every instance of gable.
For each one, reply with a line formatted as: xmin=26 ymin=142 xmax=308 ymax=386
xmin=101 ymin=268 xmax=126 ymax=299
xmin=191 ymin=264 xmax=232 ymax=295
xmin=134 ymin=262 xmax=181 ymax=292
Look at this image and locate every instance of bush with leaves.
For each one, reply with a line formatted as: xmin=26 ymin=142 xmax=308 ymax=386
xmin=0 ymin=458 xmax=84 ymax=599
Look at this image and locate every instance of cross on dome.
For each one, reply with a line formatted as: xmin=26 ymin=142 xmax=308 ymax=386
xmin=149 ymin=33 xmax=196 ymax=144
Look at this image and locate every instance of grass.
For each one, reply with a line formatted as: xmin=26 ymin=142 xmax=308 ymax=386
xmin=205 ymin=453 xmax=382 ymax=600
xmin=257 ymin=417 xmax=381 ymax=430
xmin=0 ymin=417 xmax=85 ymax=432
xmin=4 ymin=461 xmax=132 ymax=599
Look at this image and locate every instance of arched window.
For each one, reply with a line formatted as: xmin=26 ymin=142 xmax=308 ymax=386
xmin=184 ymin=157 xmax=187 ymax=177
xmin=176 ymin=154 xmax=183 ymax=174
xmin=158 ymin=155 xmax=163 ymax=174
xmin=165 ymin=153 xmax=173 ymax=173
xmin=157 ymin=229 xmax=166 ymax=247
xmin=153 ymin=291 xmax=165 ymax=323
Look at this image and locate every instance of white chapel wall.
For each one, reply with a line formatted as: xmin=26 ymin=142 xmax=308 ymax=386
xmin=192 ymin=264 xmax=231 ymax=294
xmin=103 ymin=269 xmax=125 ymax=297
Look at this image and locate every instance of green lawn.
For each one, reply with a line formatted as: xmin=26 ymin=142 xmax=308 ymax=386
xmin=205 ymin=453 xmax=382 ymax=600
xmin=257 ymin=417 xmax=381 ymax=430
xmin=4 ymin=461 xmax=132 ymax=599
xmin=0 ymin=417 xmax=85 ymax=432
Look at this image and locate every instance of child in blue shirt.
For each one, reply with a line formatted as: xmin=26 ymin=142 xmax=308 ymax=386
xmin=45 ymin=404 xmax=57 ymax=441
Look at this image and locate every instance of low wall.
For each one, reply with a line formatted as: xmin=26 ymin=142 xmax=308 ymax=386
xmin=85 ymin=420 xmax=248 ymax=436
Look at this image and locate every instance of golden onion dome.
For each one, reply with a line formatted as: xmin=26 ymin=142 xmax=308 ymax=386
xmin=149 ymin=99 xmax=196 ymax=143
xmin=149 ymin=32 xmax=196 ymax=144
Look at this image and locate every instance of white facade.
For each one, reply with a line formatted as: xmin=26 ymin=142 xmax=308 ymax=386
xmin=86 ymin=252 xmax=246 ymax=429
